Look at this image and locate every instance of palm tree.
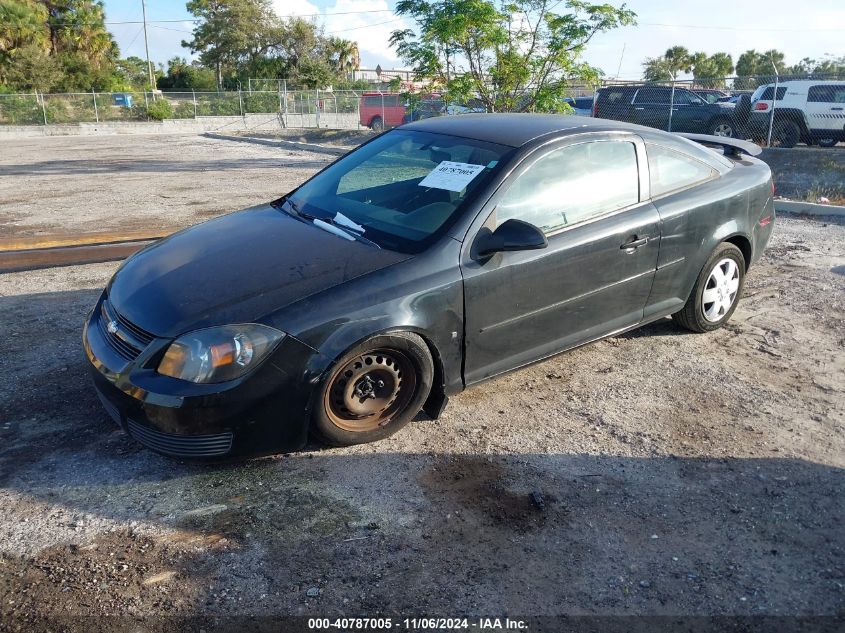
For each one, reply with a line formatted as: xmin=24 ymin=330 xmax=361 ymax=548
xmin=329 ymin=37 xmax=360 ymax=75
xmin=0 ymin=0 xmax=49 ymax=56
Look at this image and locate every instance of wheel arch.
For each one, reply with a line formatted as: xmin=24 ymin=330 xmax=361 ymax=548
xmin=307 ymin=325 xmax=449 ymax=421
xmin=723 ymin=233 xmax=752 ymax=270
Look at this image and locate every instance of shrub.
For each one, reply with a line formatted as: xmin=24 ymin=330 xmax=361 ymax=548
xmin=145 ymin=98 xmax=173 ymax=120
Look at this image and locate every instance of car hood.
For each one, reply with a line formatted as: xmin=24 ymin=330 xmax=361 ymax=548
xmin=107 ymin=204 xmax=411 ymax=338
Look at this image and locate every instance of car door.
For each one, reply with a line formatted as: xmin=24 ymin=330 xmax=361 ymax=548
xmin=805 ymin=84 xmax=845 ymax=135
xmin=631 ymin=87 xmax=671 ymax=130
xmin=668 ymin=89 xmax=713 ymax=132
xmin=461 ymin=134 xmax=661 ymax=384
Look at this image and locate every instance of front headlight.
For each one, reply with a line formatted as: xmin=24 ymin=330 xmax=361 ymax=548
xmin=157 ymin=324 xmax=285 ymax=384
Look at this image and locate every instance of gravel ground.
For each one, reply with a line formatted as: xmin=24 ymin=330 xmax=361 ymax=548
xmin=0 ymin=134 xmax=843 ymax=629
xmin=0 ymin=133 xmax=334 ymax=237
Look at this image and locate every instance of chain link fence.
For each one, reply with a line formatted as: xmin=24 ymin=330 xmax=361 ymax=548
xmin=0 ymin=89 xmax=366 ymax=129
xmin=2 ymin=74 xmax=843 ymax=147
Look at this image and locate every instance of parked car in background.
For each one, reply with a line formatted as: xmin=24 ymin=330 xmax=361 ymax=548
xmin=84 ymin=115 xmax=774 ymax=459
xmin=563 ymin=96 xmax=594 ymax=116
xmin=746 ymin=80 xmax=845 ymax=147
xmin=593 ymin=85 xmax=741 ymax=137
xmin=359 ymin=92 xmax=406 ymax=131
xmin=404 ymin=99 xmax=446 ymax=123
xmin=694 ymin=89 xmax=729 ymax=104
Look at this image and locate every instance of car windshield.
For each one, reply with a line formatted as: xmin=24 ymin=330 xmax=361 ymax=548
xmin=287 ymin=129 xmax=512 ymax=253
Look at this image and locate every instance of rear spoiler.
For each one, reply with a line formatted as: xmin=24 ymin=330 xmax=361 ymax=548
xmin=677 ymin=133 xmax=762 ymax=157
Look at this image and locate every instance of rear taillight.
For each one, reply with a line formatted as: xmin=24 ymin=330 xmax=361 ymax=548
xmin=771 ymin=180 xmax=776 ymax=196
xmin=754 ymin=102 xmax=769 ymax=111
xmin=592 ymin=100 xmax=598 ymax=117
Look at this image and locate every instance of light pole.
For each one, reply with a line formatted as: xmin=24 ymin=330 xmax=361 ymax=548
xmin=141 ymin=0 xmax=156 ymax=94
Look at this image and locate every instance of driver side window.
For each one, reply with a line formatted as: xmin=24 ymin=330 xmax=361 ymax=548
xmin=496 ymin=141 xmax=640 ymax=234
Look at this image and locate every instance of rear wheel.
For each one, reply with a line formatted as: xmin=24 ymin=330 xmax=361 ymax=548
xmin=772 ymin=120 xmax=801 ymax=148
xmin=708 ymin=117 xmax=735 ymax=137
xmin=312 ymin=333 xmax=433 ymax=446
xmin=672 ymin=243 xmax=745 ymax=333
xmin=818 ymin=138 xmax=839 ymax=148
xmin=370 ymin=116 xmax=384 ymax=132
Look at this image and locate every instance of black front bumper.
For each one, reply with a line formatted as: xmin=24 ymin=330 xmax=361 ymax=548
xmin=83 ymin=294 xmax=324 ymax=459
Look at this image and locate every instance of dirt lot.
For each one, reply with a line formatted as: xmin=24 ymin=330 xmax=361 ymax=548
xmin=0 ymin=133 xmax=336 ymax=237
xmin=0 ymin=134 xmax=843 ymax=630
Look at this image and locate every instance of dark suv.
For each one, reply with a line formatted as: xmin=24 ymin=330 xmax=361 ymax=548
xmin=593 ymin=85 xmax=743 ymax=137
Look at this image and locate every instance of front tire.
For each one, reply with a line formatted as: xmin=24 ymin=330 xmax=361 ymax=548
xmin=672 ymin=243 xmax=746 ymax=333
xmin=370 ymin=116 xmax=384 ymax=132
xmin=818 ymin=138 xmax=838 ymax=148
xmin=312 ymin=333 xmax=433 ymax=446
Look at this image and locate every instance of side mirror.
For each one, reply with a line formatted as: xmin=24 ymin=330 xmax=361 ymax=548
xmin=476 ymin=219 xmax=548 ymax=257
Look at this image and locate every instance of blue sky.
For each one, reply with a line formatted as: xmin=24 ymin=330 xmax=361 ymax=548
xmin=104 ymin=0 xmax=845 ymax=78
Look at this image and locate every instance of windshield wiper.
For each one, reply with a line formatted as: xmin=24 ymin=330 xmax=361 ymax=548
xmin=280 ymin=198 xmax=380 ymax=249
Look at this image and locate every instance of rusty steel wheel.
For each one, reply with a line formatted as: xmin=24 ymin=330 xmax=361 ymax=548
xmin=312 ymin=333 xmax=434 ymax=446
xmin=324 ymin=350 xmax=417 ymax=432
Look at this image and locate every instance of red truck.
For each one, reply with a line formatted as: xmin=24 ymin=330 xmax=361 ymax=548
xmin=359 ymin=92 xmax=406 ymax=131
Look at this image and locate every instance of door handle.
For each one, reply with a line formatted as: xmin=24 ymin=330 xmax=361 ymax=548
xmin=832 ymin=107 xmax=843 ymax=111
xmin=621 ymin=236 xmax=649 ymax=251
xmin=634 ymin=107 xmax=645 ymax=110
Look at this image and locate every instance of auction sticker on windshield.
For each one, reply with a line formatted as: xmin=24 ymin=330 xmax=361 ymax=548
xmin=418 ymin=161 xmax=485 ymax=192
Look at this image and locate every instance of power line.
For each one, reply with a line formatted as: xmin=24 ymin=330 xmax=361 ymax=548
xmin=326 ymin=18 xmax=406 ymax=35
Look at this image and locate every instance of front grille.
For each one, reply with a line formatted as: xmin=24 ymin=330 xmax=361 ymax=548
xmin=97 ymin=299 xmax=155 ymax=362
xmin=127 ymin=419 xmax=233 ymax=458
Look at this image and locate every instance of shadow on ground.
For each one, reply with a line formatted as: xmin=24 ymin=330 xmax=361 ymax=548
xmin=0 ymin=289 xmax=843 ymax=624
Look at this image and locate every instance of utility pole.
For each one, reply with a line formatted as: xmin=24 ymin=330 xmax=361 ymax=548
xmin=141 ymin=0 xmax=156 ymax=94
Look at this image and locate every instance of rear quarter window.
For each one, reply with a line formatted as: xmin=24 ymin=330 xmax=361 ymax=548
xmin=646 ymin=144 xmax=718 ymax=198
xmin=808 ymin=85 xmax=845 ymax=103
xmin=758 ymin=86 xmax=786 ymax=101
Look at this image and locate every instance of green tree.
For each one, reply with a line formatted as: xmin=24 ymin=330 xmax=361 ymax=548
xmin=157 ymin=56 xmax=217 ymax=91
xmin=735 ymin=49 xmax=787 ymax=88
xmin=328 ymin=37 xmax=359 ymax=74
xmin=183 ymin=0 xmax=276 ymax=90
xmin=1 ymin=0 xmax=121 ymax=91
xmin=690 ymin=51 xmax=733 ymax=88
xmin=3 ymin=42 xmax=62 ymax=90
xmin=642 ymin=56 xmax=672 ymax=82
xmin=662 ymin=46 xmax=691 ymax=79
xmin=391 ymin=0 xmax=635 ymax=113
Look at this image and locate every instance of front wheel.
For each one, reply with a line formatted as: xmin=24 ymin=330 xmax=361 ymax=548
xmin=672 ymin=243 xmax=746 ymax=333
xmin=818 ymin=138 xmax=839 ymax=148
xmin=312 ymin=333 xmax=433 ymax=446
xmin=370 ymin=116 xmax=384 ymax=132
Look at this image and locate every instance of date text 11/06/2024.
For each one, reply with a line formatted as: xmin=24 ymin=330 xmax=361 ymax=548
xmin=307 ymin=617 xmax=529 ymax=630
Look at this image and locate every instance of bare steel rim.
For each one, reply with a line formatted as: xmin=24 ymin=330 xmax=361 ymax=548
xmin=702 ymin=257 xmax=740 ymax=322
xmin=324 ymin=349 xmax=418 ymax=432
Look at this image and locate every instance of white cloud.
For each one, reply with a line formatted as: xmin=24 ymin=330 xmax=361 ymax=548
xmin=271 ymin=0 xmax=410 ymax=68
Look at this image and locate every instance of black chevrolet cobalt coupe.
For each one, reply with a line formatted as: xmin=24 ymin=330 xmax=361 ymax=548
xmin=84 ymin=115 xmax=775 ymax=458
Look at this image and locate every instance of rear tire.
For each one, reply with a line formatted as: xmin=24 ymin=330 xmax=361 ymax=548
xmin=370 ymin=116 xmax=384 ymax=132
xmin=708 ymin=117 xmax=735 ymax=138
xmin=818 ymin=138 xmax=838 ymax=148
xmin=672 ymin=243 xmax=746 ymax=333
xmin=772 ymin=120 xmax=800 ymax=148
xmin=311 ymin=333 xmax=433 ymax=447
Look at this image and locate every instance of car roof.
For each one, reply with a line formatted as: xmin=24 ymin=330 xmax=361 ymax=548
xmin=757 ymin=79 xmax=844 ymax=88
xmin=402 ymin=113 xmax=658 ymax=147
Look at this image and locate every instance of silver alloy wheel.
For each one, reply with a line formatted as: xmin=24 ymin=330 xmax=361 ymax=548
xmin=702 ymin=258 xmax=740 ymax=322
xmin=713 ymin=123 xmax=733 ymax=137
